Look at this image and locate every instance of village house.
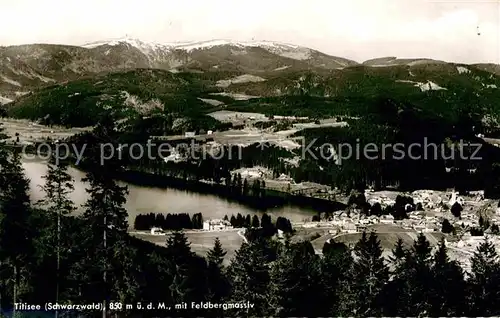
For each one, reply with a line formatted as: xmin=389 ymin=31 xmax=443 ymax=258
xmin=203 ymin=219 xmax=232 ymax=231
xmin=343 ymin=223 xmax=357 ymax=233
xmin=380 ymin=214 xmax=395 ymax=224
xmin=150 ymin=227 xmax=165 ymax=235
xmin=356 ymin=225 xmax=367 ymax=232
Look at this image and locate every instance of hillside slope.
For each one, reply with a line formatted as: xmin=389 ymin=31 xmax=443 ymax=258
xmin=5 ymin=69 xmax=219 ymax=127
xmin=6 ymin=60 xmax=500 ymax=128
xmin=0 ymin=38 xmax=359 ymax=100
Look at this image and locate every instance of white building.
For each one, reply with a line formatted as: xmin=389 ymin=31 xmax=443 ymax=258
xmin=449 ymin=190 xmax=465 ymax=206
xmin=380 ymin=215 xmax=395 ymax=224
xmin=150 ymin=227 xmax=165 ymax=235
xmin=343 ymin=223 xmax=357 ymax=233
xmin=203 ymin=219 xmax=232 ymax=231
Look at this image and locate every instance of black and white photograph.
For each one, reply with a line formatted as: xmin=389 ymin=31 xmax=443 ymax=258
xmin=0 ymin=0 xmax=499 ymax=316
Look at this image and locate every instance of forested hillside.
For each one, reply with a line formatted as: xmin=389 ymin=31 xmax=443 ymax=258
xmin=0 ymin=123 xmax=500 ymax=316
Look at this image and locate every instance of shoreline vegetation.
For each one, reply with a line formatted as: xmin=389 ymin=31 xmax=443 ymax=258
xmin=15 ymin=142 xmax=347 ymax=213
xmin=3 ymin=140 xmax=500 ymax=316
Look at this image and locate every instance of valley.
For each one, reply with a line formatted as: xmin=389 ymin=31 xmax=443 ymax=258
xmin=1 ymin=34 xmax=500 ymax=316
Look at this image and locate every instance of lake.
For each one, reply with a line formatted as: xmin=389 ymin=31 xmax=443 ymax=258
xmin=22 ymin=160 xmax=317 ymax=227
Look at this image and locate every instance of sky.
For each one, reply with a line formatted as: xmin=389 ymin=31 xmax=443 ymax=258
xmin=0 ymin=0 xmax=499 ymax=64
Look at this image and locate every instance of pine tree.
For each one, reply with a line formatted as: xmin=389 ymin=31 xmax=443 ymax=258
xmin=167 ymin=231 xmax=194 ymax=266
xmin=79 ymin=160 xmax=129 ymax=315
xmin=227 ymin=240 xmax=272 ymax=316
xmin=207 ymin=238 xmax=226 ymax=268
xmin=491 ymin=223 xmax=500 ymax=235
xmin=468 ymin=239 xmax=500 ymax=316
xmin=244 ymin=215 xmax=251 ymax=228
xmin=441 ymin=219 xmax=454 ymax=234
xmin=0 ymin=149 xmax=34 ymax=313
xmin=109 ymin=239 xmax=142 ymax=306
xmin=351 ymin=232 xmax=389 ymax=316
xmin=389 ymin=237 xmax=407 ymax=270
xmin=242 ymin=178 xmax=249 ymax=196
xmin=251 ymin=215 xmax=260 ymax=228
xmin=381 ymin=237 xmax=408 ymax=316
xmin=413 ymin=233 xmax=432 ymax=265
xmin=167 ymin=231 xmax=208 ymax=308
xmin=428 ymin=238 xmax=467 ymax=316
xmin=39 ymin=157 xmax=75 ymax=316
xmin=269 ymin=241 xmax=321 ymax=317
xmin=401 ymin=233 xmax=434 ymax=316
xmin=319 ymin=241 xmax=353 ymax=316
xmin=451 ymin=202 xmax=463 ymax=218
xmin=206 ymin=238 xmax=229 ymax=303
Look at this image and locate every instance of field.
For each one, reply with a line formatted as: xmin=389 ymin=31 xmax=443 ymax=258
xmin=0 ymin=118 xmax=91 ymax=144
xmin=311 ymin=224 xmax=446 ymax=253
xmin=130 ymin=229 xmax=245 ymax=265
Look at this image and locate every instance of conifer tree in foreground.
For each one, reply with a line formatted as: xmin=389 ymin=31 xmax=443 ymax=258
xmin=78 ymin=167 xmax=129 ymax=316
xmin=320 ymin=241 xmax=353 ymax=316
xmin=227 ymin=239 xmax=272 ymax=316
xmin=75 ymin=114 xmax=130 ymax=317
xmin=251 ymin=215 xmax=260 ymax=228
xmin=400 ymin=233 xmax=433 ymax=316
xmin=269 ymin=241 xmax=321 ymax=317
xmin=0 ymin=149 xmax=34 ymax=313
xmin=468 ymin=239 xmax=500 ymax=316
xmin=206 ymin=237 xmax=229 ymax=302
xmin=167 ymin=231 xmax=208 ymax=314
xmin=389 ymin=237 xmax=407 ymax=271
xmin=429 ymin=238 xmax=467 ymax=316
xmin=351 ymin=231 xmax=389 ymax=316
xmin=39 ymin=156 xmax=75 ymax=317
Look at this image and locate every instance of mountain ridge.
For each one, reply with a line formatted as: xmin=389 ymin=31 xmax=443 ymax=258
xmin=1 ymin=37 xmax=499 ymax=109
xmin=4 ymin=37 xmax=497 ymax=66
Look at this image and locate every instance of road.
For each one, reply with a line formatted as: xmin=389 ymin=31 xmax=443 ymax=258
xmin=237 ymin=229 xmax=248 ymax=244
xmin=128 ymin=228 xmax=243 ymax=236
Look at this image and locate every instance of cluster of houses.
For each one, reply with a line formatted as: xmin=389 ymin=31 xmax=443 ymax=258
xmin=308 ymin=189 xmax=492 ymax=236
xmin=320 ymin=211 xmax=438 ymax=234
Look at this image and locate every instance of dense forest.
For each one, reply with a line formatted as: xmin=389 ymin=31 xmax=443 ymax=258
xmin=0 ymin=118 xmax=499 ymax=317
xmin=133 ymin=212 xmax=294 ymax=235
xmin=134 ymin=213 xmax=204 ymax=231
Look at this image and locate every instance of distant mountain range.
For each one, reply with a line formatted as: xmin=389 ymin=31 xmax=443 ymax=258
xmin=1 ymin=37 xmax=499 ymax=103
xmin=1 ymin=37 xmax=500 ymax=131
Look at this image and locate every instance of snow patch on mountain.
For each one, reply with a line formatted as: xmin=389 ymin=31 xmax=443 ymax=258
xmin=457 ymin=66 xmax=471 ymax=74
xmin=81 ymin=37 xmax=316 ymax=61
xmin=120 ymin=91 xmax=163 ymax=115
xmin=83 ymin=37 xmax=172 ymax=51
xmin=172 ymin=39 xmax=302 ymax=53
xmin=1 ymin=75 xmax=21 ymax=87
xmin=82 ymin=37 xmax=175 ymax=62
xmin=417 ymin=81 xmax=447 ymax=91
xmin=209 ymin=92 xmax=260 ymax=100
xmin=7 ymin=66 xmax=55 ymax=83
xmin=274 ymin=66 xmax=291 ymax=71
xmin=396 ymin=80 xmax=447 ymax=91
xmin=198 ymin=98 xmax=224 ymax=106
xmin=396 ymin=80 xmax=418 ymax=84
xmin=0 ymin=95 xmax=12 ymax=104
xmin=278 ymin=49 xmax=311 ymax=60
